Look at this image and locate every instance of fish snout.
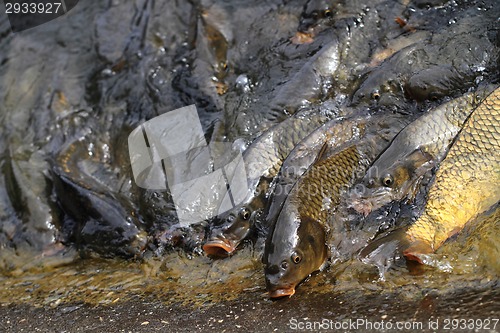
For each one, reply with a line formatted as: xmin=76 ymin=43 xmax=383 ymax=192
xmin=202 ymin=236 xmax=237 ymax=257
xmin=266 ymin=265 xmax=295 ymax=298
xmin=264 ymin=263 xmax=296 ymax=298
xmin=348 ymin=197 xmax=373 ymax=217
xmin=268 ymin=287 xmax=296 ymax=298
xmin=298 ymin=18 xmax=317 ymax=33
xmin=203 ymin=223 xmax=238 ymax=257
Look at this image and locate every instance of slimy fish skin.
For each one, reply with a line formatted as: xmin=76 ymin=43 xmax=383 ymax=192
xmin=350 ymin=86 xmax=495 ymax=216
xmin=404 ymin=87 xmax=500 ymax=262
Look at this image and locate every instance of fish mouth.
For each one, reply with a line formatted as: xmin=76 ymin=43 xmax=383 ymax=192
xmin=268 ymin=287 xmax=296 ymax=298
xmin=291 ymin=30 xmax=314 ymax=45
xmin=202 ymin=238 xmax=237 ymax=257
xmin=349 ymin=188 xmax=393 ymax=216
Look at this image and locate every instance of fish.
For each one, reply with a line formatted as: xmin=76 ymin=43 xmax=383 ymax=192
xmin=266 ymin=114 xmax=376 ymax=229
xmin=51 ymin=136 xmax=147 ymax=258
xmin=404 ymin=87 xmax=500 ymax=262
xmin=351 ymin=6 xmax=499 ymax=107
xmin=291 ymin=0 xmax=335 ymax=45
xmin=202 ymin=109 xmax=332 ymax=256
xmin=264 ymin=115 xmax=408 ymax=297
xmin=349 ymin=85 xmax=496 ymax=216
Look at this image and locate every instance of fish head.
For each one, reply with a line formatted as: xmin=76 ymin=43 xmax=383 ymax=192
xmin=291 ymin=0 xmax=334 ymax=44
xmin=264 ymin=209 xmax=328 ymax=298
xmin=349 ymin=149 xmax=433 ymax=215
xmin=203 ymin=203 xmax=261 ymax=257
xmin=298 ymin=0 xmax=334 ymax=33
xmin=351 ymin=72 xmax=407 ymax=110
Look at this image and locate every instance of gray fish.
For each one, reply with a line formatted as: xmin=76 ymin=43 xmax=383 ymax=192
xmin=203 ymin=108 xmax=332 ymax=256
xmin=350 ymin=85 xmax=496 ymax=216
xmin=351 ymin=6 xmax=499 ymax=107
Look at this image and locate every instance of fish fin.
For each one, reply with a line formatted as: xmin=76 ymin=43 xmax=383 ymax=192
xmin=402 ymin=240 xmax=434 ymax=264
xmin=359 ymin=227 xmax=412 ymax=275
xmin=313 ymin=141 xmax=330 ymax=164
xmin=408 ymin=147 xmax=434 ymax=169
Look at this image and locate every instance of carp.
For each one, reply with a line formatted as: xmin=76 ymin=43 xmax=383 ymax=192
xmin=263 ymin=115 xmax=408 ymax=297
xmin=404 ymin=87 xmax=500 ymax=262
xmin=350 ymin=85 xmax=496 ymax=216
xmin=203 ymin=109 xmax=331 ymax=256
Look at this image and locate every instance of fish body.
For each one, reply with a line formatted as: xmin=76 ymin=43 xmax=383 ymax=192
xmin=203 ymin=109 xmax=331 ymax=256
xmin=350 ymin=86 xmax=495 ymax=215
xmin=264 ymin=115 xmax=408 ymax=297
xmin=264 ymin=145 xmax=363 ymax=297
xmin=351 ymin=5 xmax=499 ymax=107
xmin=269 ymin=37 xmax=340 ymax=119
xmin=52 ymin=138 xmax=146 ymax=257
xmin=404 ymin=87 xmax=500 ymax=260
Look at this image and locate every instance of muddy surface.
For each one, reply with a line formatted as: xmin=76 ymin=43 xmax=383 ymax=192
xmin=0 ymin=205 xmax=499 ymax=332
xmin=0 ymin=0 xmax=499 ymax=332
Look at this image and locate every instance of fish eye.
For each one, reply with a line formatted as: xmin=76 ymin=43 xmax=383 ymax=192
xmin=429 ymin=92 xmax=440 ymax=101
xmin=291 ymin=252 xmax=302 ymax=264
xmin=382 ymin=174 xmax=394 ymax=187
xmin=371 ymin=90 xmax=380 ymax=100
xmin=239 ymin=207 xmax=251 ymax=220
xmin=324 ymin=9 xmax=332 ymax=17
xmin=219 ymin=61 xmax=228 ymax=71
xmin=281 ymin=261 xmax=289 ymax=270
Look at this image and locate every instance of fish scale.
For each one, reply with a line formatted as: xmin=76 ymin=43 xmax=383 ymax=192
xmin=351 ymin=86 xmax=496 ymax=215
xmin=203 ymin=110 xmax=331 ymax=256
xmin=406 ymin=87 xmax=500 ymax=253
xmin=244 ymin=111 xmax=330 ymax=182
xmin=295 ymin=145 xmax=362 ymax=224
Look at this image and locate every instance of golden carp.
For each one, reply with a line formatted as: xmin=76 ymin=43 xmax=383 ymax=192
xmin=350 ymin=85 xmax=496 ymax=216
xmin=404 ymin=87 xmax=500 ymax=262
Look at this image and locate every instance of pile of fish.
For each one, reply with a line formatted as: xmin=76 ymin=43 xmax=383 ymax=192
xmin=200 ymin=0 xmax=500 ymax=297
xmin=0 ymin=0 xmax=498 ymax=298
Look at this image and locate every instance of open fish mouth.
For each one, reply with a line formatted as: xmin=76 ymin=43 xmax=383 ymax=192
xmin=268 ymin=287 xmax=296 ymax=298
xmin=291 ymin=31 xmax=314 ymax=45
xmin=202 ymin=238 xmax=238 ymax=256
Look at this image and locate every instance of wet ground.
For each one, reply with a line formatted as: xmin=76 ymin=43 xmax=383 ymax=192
xmin=0 ymin=0 xmax=499 ymax=331
xmin=1 ymin=205 xmax=499 ymax=332
xmin=1 ymin=283 xmax=498 ymax=332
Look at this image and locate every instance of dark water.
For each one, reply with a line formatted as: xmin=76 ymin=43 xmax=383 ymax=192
xmin=0 ymin=0 xmax=498 ymax=331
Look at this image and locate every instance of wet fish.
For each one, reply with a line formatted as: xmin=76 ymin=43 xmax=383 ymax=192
xmin=203 ymin=109 xmax=331 ymax=256
xmin=404 ymin=87 xmax=500 ymax=262
xmin=51 ymin=137 xmax=147 ymax=257
xmin=268 ymin=36 xmax=340 ymax=120
xmin=264 ymin=115 xmax=407 ymax=297
xmin=266 ymin=115 xmax=374 ymax=229
xmin=291 ymin=0 xmax=335 ymax=44
xmin=351 ymin=5 xmax=499 ymax=107
xmin=350 ymin=85 xmax=496 ymax=215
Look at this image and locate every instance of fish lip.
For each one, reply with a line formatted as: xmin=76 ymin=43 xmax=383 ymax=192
xmin=268 ymin=287 xmax=296 ymax=298
xmin=349 ymin=188 xmax=393 ymax=215
xmin=291 ymin=31 xmax=314 ymax=45
xmin=202 ymin=238 xmax=237 ymax=257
